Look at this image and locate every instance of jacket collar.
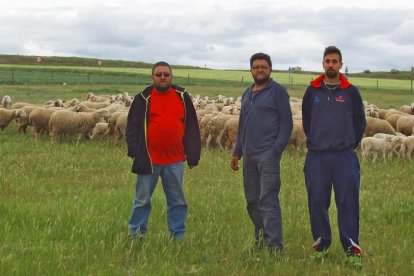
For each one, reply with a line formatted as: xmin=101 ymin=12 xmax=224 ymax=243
xmin=310 ymin=73 xmax=351 ymax=89
xmin=140 ymin=84 xmax=186 ymax=99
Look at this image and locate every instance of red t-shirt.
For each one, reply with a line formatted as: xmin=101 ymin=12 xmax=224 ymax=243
xmin=147 ymin=87 xmax=185 ymax=165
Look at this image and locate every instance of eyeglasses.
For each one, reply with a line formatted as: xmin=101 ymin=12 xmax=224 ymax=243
xmin=154 ymin=72 xmax=171 ymax=78
xmin=251 ymin=65 xmax=271 ymax=70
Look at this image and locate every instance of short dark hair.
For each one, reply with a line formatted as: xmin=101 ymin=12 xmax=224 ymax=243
xmin=152 ymin=61 xmax=172 ymax=75
xmin=250 ymin=53 xmax=272 ymax=69
xmin=323 ymin=46 xmax=342 ymax=63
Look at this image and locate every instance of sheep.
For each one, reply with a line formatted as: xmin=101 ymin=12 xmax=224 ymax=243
xmin=399 ymin=136 xmax=414 ymax=160
xmin=373 ymin=133 xmax=406 ymax=158
xmin=106 ymin=110 xmax=128 ymax=139
xmin=63 ymin=98 xmax=81 ymax=108
xmin=199 ymin=112 xmax=217 ymax=145
xmin=205 ymin=113 xmax=236 ymax=149
xmin=29 ymin=107 xmax=64 ymax=140
xmin=364 ymin=117 xmax=396 ymax=137
xmin=113 ymin=113 xmax=128 ymax=142
xmin=80 ymin=101 xmax=111 ymax=109
xmin=396 ymin=115 xmax=414 ymax=136
xmin=289 ymin=121 xmax=306 ymax=153
xmin=399 ymin=104 xmax=414 ymax=115
xmin=384 ymin=109 xmax=409 ymax=120
xmin=360 ymin=136 xmax=393 ymax=162
xmin=221 ymin=117 xmax=239 ymax=150
xmin=91 ymin=122 xmax=109 ymax=140
xmin=1 ymin=95 xmax=12 ymax=109
xmin=49 ymin=108 xmax=111 ymax=143
xmin=15 ymin=105 xmax=39 ymax=133
xmin=0 ymin=108 xmax=26 ymax=133
xmin=365 ymin=104 xmax=379 ymax=118
xmin=204 ymin=103 xmax=220 ymax=112
xmin=377 ymin=109 xmax=389 ymax=120
xmin=221 ymin=105 xmax=239 ymax=115
xmin=43 ymin=99 xmax=64 ymax=107
xmin=11 ymin=102 xmax=36 ymax=109
xmin=385 ymin=113 xmax=409 ymax=130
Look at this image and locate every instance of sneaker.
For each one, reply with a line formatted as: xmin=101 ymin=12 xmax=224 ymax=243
xmin=311 ymin=237 xmax=328 ymax=261
xmin=347 ymin=246 xmax=362 ymax=269
xmin=311 ymin=250 xmax=328 ymax=261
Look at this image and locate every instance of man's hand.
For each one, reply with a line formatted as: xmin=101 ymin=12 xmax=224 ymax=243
xmin=230 ymin=156 xmax=240 ymax=171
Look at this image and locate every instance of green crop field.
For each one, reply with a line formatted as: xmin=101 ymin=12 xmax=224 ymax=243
xmin=1 ymin=67 xmax=414 ymax=275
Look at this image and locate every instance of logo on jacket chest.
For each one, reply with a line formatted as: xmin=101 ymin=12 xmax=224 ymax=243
xmin=335 ymin=96 xmax=346 ymax=102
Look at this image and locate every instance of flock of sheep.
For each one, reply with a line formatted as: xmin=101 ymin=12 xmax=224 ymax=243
xmin=1 ymin=93 xmax=414 ymax=161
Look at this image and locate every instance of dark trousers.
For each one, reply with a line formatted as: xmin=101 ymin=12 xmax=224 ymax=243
xmin=243 ymin=148 xmax=283 ymax=250
xmin=304 ymin=149 xmax=361 ymax=252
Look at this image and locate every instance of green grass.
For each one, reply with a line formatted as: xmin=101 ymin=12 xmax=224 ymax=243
xmin=1 ymin=124 xmax=413 ymax=275
xmin=1 ymin=73 xmax=414 ymax=274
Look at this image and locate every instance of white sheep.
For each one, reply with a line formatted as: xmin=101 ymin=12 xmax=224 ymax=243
xmin=365 ymin=104 xmax=379 ymax=118
xmin=29 ymin=107 xmax=65 ymax=140
xmin=289 ymin=121 xmax=306 ymax=153
xmin=205 ymin=113 xmax=236 ymax=149
xmin=396 ymin=115 xmax=414 ymax=136
xmin=399 ymin=136 xmax=414 ymax=159
xmin=385 ymin=113 xmax=408 ymax=130
xmin=199 ymin=112 xmax=217 ymax=146
xmin=222 ymin=117 xmax=239 ymax=150
xmin=106 ymin=110 xmax=128 ymax=139
xmin=0 ymin=108 xmax=26 ymax=133
xmin=360 ymin=136 xmax=393 ymax=162
xmin=80 ymin=101 xmax=111 ymax=110
xmin=113 ymin=113 xmax=128 ymax=143
xmin=364 ymin=117 xmax=396 ymax=137
xmin=49 ymin=108 xmax=111 ymax=143
xmin=373 ymin=133 xmax=405 ymax=158
xmin=1 ymin=95 xmax=12 ymax=109
xmin=399 ymin=104 xmax=414 ymax=115
xmin=91 ymin=122 xmax=109 ymax=140
xmin=15 ymin=105 xmax=39 ymax=134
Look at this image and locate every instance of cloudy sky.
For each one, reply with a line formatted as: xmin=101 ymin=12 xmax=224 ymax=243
xmin=2 ymin=0 xmax=414 ymax=72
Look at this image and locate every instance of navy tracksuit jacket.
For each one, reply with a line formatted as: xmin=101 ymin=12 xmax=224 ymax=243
xmin=302 ymin=73 xmax=366 ymax=252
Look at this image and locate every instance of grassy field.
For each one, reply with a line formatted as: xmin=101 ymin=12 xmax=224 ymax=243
xmin=1 ymin=70 xmax=414 ymax=275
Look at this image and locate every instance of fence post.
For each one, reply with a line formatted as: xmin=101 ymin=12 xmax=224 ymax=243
xmin=411 ymin=80 xmax=413 ymax=93
xmin=187 ymin=73 xmax=190 ymax=85
xmin=241 ymin=76 xmax=244 ymax=85
xmin=377 ymin=79 xmax=379 ymax=91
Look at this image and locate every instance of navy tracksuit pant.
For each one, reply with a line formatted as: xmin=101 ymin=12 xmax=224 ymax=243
xmin=304 ymin=149 xmax=361 ymax=252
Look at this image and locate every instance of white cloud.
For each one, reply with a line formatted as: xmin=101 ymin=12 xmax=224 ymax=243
xmin=1 ymin=0 xmax=414 ymax=71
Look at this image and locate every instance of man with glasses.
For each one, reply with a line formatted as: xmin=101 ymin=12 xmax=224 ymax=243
xmin=231 ymin=53 xmax=293 ymax=254
xmin=126 ymin=61 xmax=201 ymax=240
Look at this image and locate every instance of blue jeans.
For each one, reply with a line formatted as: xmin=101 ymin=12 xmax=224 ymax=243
xmin=128 ymin=162 xmax=187 ymax=238
xmin=243 ymin=148 xmax=283 ymax=250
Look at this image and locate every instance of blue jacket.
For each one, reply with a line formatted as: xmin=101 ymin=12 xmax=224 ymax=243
xmin=233 ymin=79 xmax=293 ymax=157
xmin=126 ymin=85 xmax=201 ymax=174
xmin=302 ymin=73 xmax=366 ymax=152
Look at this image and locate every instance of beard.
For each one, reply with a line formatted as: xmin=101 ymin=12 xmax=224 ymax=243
xmin=154 ymin=83 xmax=171 ymax=92
xmin=253 ymin=76 xmax=270 ymax=85
xmin=326 ymin=69 xmax=338 ymax=79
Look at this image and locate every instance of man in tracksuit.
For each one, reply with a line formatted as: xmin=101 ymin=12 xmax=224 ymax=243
xmin=231 ymin=53 xmax=293 ymax=253
xmin=302 ymin=46 xmax=366 ymax=267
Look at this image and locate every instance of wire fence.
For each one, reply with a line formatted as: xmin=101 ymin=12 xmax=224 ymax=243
xmin=1 ymin=67 xmax=413 ymax=93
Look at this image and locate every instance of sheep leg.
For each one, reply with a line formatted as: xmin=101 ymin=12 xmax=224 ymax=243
xmin=206 ymin=134 xmax=212 ymax=149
